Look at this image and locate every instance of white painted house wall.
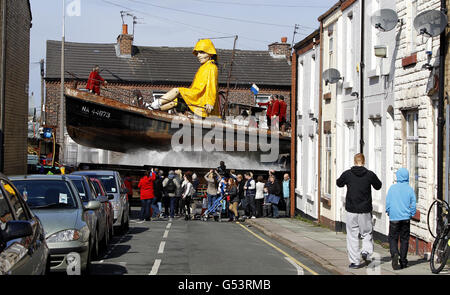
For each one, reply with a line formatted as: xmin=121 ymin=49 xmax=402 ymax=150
xmin=295 ymin=38 xmax=321 ymax=219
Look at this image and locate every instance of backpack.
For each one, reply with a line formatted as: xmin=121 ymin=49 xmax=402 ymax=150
xmin=165 ymin=178 xmax=176 ymax=194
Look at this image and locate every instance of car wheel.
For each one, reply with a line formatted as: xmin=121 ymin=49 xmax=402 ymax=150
xmin=92 ymin=230 xmax=99 ymax=260
xmin=82 ymin=243 xmax=92 ymax=275
xmin=102 ymin=225 xmax=109 ymax=251
xmin=44 ymin=255 xmax=51 ymax=275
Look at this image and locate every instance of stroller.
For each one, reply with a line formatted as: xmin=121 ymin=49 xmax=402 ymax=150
xmin=201 ymin=194 xmax=226 ymax=222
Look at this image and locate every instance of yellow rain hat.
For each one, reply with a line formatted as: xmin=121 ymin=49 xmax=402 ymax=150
xmin=193 ymin=39 xmax=217 ymax=56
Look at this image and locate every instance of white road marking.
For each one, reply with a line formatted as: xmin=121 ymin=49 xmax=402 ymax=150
xmin=149 ymin=259 xmax=161 ymax=275
xmin=163 ymin=230 xmax=169 ymax=239
xmin=285 ymin=256 xmax=304 ymax=275
xmin=158 ymin=241 xmax=166 ymax=254
xmin=166 ymin=223 xmax=172 ymax=229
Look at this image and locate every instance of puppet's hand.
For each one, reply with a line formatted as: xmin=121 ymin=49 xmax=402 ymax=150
xmin=205 ymin=104 xmax=213 ymax=113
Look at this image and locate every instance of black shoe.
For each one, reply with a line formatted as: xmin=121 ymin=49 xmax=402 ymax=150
xmin=348 ymin=263 xmax=361 ymax=269
xmin=392 ymin=254 xmax=400 ymax=270
xmin=361 ymin=252 xmax=369 ymax=265
xmin=400 ymin=260 xmax=408 ymax=269
xmin=145 ymin=218 xmax=151 ymax=221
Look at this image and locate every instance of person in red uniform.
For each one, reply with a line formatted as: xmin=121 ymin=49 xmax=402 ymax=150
xmin=271 ymin=95 xmax=280 ymax=130
xmin=138 ymin=169 xmax=156 ymax=221
xmin=278 ymin=95 xmax=288 ymax=131
xmin=86 ymin=65 xmax=107 ymax=95
xmin=258 ymin=95 xmax=276 ymax=128
xmin=123 ymin=173 xmax=133 ymax=214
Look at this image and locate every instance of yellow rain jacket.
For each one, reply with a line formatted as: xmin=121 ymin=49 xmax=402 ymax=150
xmin=179 ymin=39 xmax=220 ymax=118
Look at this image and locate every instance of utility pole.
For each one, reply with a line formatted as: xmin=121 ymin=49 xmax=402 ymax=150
xmin=59 ymin=0 xmax=65 ymax=165
xmin=223 ymin=35 xmax=238 ymax=118
xmin=40 ymin=59 xmax=45 ymax=125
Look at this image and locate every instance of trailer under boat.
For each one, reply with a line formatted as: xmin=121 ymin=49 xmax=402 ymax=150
xmin=64 ymin=88 xmax=291 ymax=161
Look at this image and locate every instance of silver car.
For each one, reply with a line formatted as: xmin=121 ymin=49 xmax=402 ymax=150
xmin=11 ymin=175 xmax=101 ymax=274
xmin=72 ymin=170 xmax=129 ymax=233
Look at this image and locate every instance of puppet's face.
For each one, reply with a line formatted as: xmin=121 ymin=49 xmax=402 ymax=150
xmin=196 ymin=51 xmax=211 ymax=64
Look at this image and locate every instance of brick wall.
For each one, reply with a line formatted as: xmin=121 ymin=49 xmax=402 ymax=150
xmin=0 ymin=0 xmax=31 ymax=175
xmin=394 ymin=0 xmax=440 ymax=248
xmin=45 ymin=81 xmax=291 ymax=127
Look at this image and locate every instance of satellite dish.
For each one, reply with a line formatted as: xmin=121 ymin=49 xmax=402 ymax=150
xmin=322 ymin=68 xmax=342 ymax=85
xmin=371 ymin=9 xmax=399 ymax=32
xmin=414 ymin=10 xmax=448 ymax=37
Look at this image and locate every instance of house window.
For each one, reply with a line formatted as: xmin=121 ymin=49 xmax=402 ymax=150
xmin=369 ymin=118 xmax=382 ymax=200
xmin=328 ymin=25 xmax=334 ymax=68
xmin=406 ymin=111 xmax=419 ymax=198
xmin=297 ymin=136 xmax=303 ymax=193
xmin=345 ymin=122 xmax=355 ymax=169
xmin=309 ymin=55 xmax=315 ymax=113
xmin=346 ymin=12 xmax=353 ymax=83
xmin=308 ymin=135 xmax=315 ymax=195
xmin=324 ymin=133 xmax=332 ymax=196
xmin=298 ymin=60 xmax=304 ymax=106
xmin=371 ymin=0 xmax=380 ymax=70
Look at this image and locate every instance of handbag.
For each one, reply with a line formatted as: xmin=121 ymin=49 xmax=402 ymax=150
xmin=267 ymin=194 xmax=280 ymax=205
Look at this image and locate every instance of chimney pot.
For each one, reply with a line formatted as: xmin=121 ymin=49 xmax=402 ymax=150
xmin=122 ymin=24 xmax=128 ymax=35
xmin=281 ymin=37 xmax=288 ymax=43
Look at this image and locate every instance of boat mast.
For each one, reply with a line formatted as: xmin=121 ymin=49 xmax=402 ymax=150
xmin=222 ymin=35 xmax=238 ymax=118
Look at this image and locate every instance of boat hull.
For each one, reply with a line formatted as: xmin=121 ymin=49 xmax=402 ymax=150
xmin=65 ymin=89 xmax=291 ymax=157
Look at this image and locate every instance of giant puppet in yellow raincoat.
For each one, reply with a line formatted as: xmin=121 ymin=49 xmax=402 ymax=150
xmin=150 ymin=39 xmax=220 ymax=118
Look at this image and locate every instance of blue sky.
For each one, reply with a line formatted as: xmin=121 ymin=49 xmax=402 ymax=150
xmin=29 ymin=0 xmax=337 ymax=112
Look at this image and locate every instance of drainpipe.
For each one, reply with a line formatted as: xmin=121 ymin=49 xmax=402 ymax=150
xmin=317 ymin=21 xmax=324 ymax=224
xmin=290 ymin=48 xmax=297 ymax=218
xmin=0 ymin=0 xmax=7 ymax=173
xmin=359 ymin=0 xmax=365 ymax=153
xmin=437 ymin=0 xmax=447 ymax=203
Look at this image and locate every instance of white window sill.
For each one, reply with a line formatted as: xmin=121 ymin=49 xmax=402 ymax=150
xmin=372 ymin=202 xmax=384 ymax=214
xmin=343 ymin=81 xmax=353 ymax=89
xmin=306 ymin=193 xmax=315 ymax=202
xmin=367 ymin=69 xmax=379 ymax=78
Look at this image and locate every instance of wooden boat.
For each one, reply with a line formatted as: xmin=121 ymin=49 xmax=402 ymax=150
xmin=64 ymin=88 xmax=291 ymax=160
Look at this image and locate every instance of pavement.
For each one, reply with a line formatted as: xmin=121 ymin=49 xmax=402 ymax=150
xmin=245 ymin=216 xmax=449 ymax=275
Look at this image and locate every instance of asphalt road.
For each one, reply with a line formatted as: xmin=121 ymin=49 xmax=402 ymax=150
xmin=90 ymin=207 xmax=332 ymax=275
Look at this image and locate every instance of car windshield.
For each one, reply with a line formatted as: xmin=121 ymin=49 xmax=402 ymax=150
xmin=88 ymin=175 xmax=117 ymax=194
xmin=71 ymin=179 xmax=89 ymax=202
xmin=11 ymin=180 xmax=77 ymax=209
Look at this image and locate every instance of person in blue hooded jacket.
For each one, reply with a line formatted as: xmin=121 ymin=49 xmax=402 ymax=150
xmin=385 ymin=168 xmax=416 ymax=270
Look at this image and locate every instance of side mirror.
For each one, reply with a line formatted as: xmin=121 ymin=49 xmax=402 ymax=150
xmin=1 ymin=221 xmax=33 ymax=242
xmin=97 ymin=195 xmax=108 ymax=203
xmin=84 ymin=200 xmax=101 ymax=211
xmin=107 ymin=194 xmax=115 ymax=200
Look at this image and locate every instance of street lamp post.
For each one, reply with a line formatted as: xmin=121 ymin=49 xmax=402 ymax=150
xmin=59 ymin=0 xmax=65 ymax=165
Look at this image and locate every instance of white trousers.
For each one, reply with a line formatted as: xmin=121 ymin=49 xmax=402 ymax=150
xmin=346 ymin=211 xmax=373 ymax=264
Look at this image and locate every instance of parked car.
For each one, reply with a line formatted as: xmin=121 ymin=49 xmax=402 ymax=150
xmin=67 ymin=175 xmax=111 ymax=253
xmin=11 ymin=175 xmax=101 ymax=274
xmin=72 ymin=170 xmax=129 ymax=233
xmin=0 ymin=173 xmax=49 ymax=275
xmin=90 ymin=177 xmax=114 ymax=238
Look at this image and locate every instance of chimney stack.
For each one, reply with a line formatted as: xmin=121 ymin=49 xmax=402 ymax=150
xmin=268 ymin=37 xmax=291 ymax=59
xmin=116 ymin=24 xmax=134 ymax=58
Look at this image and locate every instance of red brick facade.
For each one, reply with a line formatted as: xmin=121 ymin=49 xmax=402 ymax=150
xmin=0 ymin=0 xmax=31 ymax=175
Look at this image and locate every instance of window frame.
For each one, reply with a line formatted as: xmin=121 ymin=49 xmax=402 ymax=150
xmin=405 ymin=111 xmax=419 ymax=198
xmin=0 ymin=179 xmax=30 ymax=221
